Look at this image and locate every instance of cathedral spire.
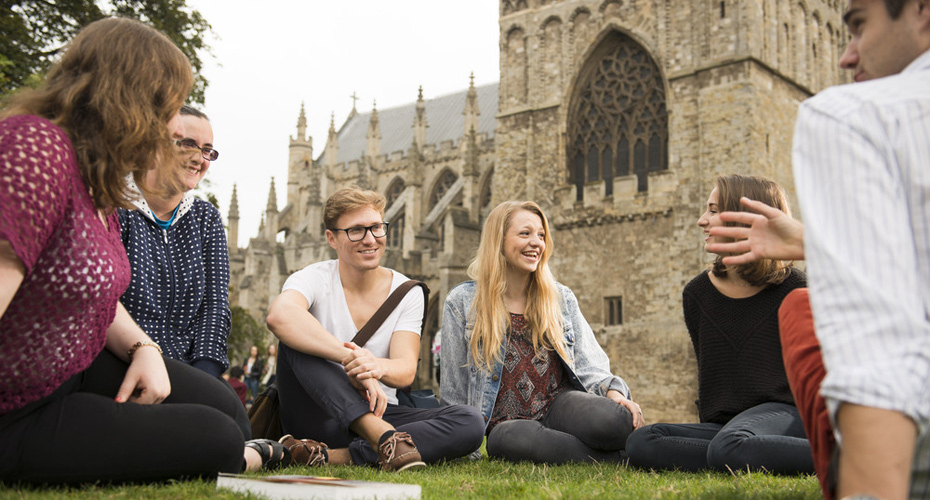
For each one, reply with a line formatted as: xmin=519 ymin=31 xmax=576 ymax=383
xmin=266 ymin=177 xmax=278 ymax=213
xmin=324 ymin=111 xmax=340 ymax=167
xmin=296 ymin=102 xmax=307 ymax=142
xmin=263 ymin=178 xmax=278 ymax=241
xmin=366 ymin=100 xmax=381 ymax=161
xmin=413 ymin=85 xmax=428 ymax=151
xmin=229 ymin=183 xmax=240 ymax=219
xmin=227 ymin=183 xmax=239 ymax=250
xmin=347 ymin=91 xmax=359 ymax=120
xmin=463 ymin=72 xmax=480 ymax=137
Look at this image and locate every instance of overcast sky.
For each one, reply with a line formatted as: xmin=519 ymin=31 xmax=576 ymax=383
xmin=186 ymin=1 xmax=501 ymax=248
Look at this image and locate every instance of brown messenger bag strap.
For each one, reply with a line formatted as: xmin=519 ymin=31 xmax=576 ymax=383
xmin=350 ymin=280 xmax=429 ymax=348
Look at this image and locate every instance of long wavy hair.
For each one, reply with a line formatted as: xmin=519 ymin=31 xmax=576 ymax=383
xmin=466 ymin=201 xmax=567 ymax=370
xmin=711 ymin=174 xmax=792 ymax=286
xmin=2 ymin=17 xmax=193 ymax=210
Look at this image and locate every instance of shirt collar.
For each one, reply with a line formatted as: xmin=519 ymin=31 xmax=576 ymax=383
xmin=903 ymin=48 xmax=930 ymax=74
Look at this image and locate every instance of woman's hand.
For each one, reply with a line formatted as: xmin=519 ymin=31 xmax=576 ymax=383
xmin=607 ymin=389 xmax=644 ymax=429
xmin=342 ymin=342 xmax=385 ymax=381
xmin=115 ymin=346 xmax=171 ymax=404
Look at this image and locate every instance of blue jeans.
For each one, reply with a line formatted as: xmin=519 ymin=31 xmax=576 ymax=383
xmin=244 ymin=376 xmax=260 ymax=402
xmin=626 ymin=402 xmax=814 ymax=475
xmin=485 ymin=389 xmax=634 ymax=464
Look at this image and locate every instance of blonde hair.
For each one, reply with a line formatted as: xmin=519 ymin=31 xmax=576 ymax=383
xmin=711 ymin=174 xmax=792 ymax=286
xmin=323 ymin=185 xmax=386 ymax=230
xmin=466 ymin=201 xmax=567 ymax=370
xmin=2 ymin=17 xmax=193 ymax=210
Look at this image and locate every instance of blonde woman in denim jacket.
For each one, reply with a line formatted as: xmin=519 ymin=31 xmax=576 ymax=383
xmin=439 ymin=201 xmax=644 ymax=463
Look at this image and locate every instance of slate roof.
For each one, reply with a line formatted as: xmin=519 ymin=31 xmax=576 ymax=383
xmin=320 ymin=82 xmax=498 ymax=165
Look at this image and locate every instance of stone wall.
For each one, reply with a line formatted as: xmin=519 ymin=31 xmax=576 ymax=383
xmin=493 ymin=0 xmax=846 ymax=423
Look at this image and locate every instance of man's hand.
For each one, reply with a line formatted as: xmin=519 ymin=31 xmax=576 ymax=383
xmin=707 ymin=197 xmax=805 ymax=264
xmin=607 ymin=389 xmax=644 ymax=429
xmin=343 ymin=341 xmax=386 ymax=381
xmin=352 ymin=376 xmax=388 ymax=418
xmin=115 ymin=347 xmax=171 ymax=404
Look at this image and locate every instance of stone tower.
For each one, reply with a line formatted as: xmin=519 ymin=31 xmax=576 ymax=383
xmin=493 ymin=0 xmax=847 ymax=421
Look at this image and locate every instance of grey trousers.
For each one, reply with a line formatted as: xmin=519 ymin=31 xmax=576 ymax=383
xmin=486 ymin=389 xmax=634 ymax=464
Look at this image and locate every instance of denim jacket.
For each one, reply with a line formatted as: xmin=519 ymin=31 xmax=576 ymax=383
xmin=439 ymin=280 xmax=632 ymax=433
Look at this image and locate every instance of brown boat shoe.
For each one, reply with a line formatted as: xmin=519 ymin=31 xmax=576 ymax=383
xmin=378 ymin=431 xmax=426 ymax=472
xmin=279 ymin=434 xmax=328 ymax=467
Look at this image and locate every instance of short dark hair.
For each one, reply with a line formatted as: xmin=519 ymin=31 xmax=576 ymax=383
xmin=181 ymin=105 xmax=209 ymax=121
xmin=229 ymin=366 xmax=244 ymax=379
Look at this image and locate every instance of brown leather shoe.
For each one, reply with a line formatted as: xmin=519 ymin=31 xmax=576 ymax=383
xmin=279 ymin=434 xmax=328 ymax=467
xmin=378 ymin=431 xmax=426 ymax=472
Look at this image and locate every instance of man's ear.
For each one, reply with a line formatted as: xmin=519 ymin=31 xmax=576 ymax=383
xmin=918 ymin=0 xmax=930 ymax=32
xmin=326 ymin=229 xmax=337 ymax=249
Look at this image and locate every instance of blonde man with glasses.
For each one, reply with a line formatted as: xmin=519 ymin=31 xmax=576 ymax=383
xmin=266 ymin=185 xmax=484 ymax=472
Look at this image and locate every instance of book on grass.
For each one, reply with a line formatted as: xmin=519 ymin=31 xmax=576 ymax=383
xmin=216 ymin=473 xmax=421 ymax=500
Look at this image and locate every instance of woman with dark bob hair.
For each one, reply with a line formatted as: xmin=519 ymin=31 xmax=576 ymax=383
xmin=0 ymin=17 xmax=280 ymax=483
xmin=626 ymin=174 xmax=814 ymax=475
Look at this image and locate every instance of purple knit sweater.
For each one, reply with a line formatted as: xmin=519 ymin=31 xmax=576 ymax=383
xmin=0 ymin=115 xmax=130 ymax=413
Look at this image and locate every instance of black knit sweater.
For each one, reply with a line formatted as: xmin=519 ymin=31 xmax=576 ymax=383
xmin=682 ymin=267 xmax=806 ymax=424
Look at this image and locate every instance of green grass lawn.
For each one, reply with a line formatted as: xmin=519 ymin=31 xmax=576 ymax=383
xmin=1 ymin=459 xmax=821 ymax=499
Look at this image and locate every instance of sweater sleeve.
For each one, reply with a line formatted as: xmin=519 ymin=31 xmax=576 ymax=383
xmin=189 ymin=201 xmax=232 ymax=370
xmin=0 ymin=116 xmax=72 ymax=272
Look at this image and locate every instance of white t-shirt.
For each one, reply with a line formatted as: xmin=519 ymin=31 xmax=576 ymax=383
xmin=281 ymin=259 xmax=425 ymax=403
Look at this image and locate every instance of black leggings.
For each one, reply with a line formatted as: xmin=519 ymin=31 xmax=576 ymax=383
xmin=0 ymin=350 xmax=248 ymax=484
xmin=486 ymin=389 xmax=634 ymax=464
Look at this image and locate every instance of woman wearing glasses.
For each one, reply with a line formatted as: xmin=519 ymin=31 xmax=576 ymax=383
xmin=117 ymin=105 xmax=232 ymax=380
xmin=440 ymin=201 xmax=643 ymax=463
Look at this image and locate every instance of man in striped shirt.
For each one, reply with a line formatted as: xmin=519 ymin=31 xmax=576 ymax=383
xmin=709 ymin=1 xmax=930 ymax=499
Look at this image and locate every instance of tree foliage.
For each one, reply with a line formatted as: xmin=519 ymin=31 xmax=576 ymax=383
xmin=228 ymin=305 xmax=268 ymax=368
xmin=1 ymin=0 xmax=214 ymax=103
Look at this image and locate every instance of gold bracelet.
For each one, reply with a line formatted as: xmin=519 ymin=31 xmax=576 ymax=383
xmin=127 ymin=340 xmax=162 ymax=360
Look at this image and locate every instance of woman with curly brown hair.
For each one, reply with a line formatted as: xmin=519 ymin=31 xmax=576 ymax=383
xmin=0 ymin=17 xmax=269 ymax=483
xmin=626 ymin=174 xmax=813 ymax=475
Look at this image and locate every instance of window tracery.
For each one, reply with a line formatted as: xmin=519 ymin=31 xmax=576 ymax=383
xmin=567 ymin=32 xmax=668 ymax=199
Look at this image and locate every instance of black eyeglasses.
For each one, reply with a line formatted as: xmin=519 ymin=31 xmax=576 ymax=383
xmin=330 ymin=222 xmax=389 ymax=241
xmin=176 ymin=138 xmax=219 ymax=161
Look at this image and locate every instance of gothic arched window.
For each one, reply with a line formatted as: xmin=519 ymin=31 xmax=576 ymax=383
xmin=567 ymin=31 xmax=668 ymax=199
xmin=429 ymin=169 xmax=459 ymax=211
xmin=384 ymin=178 xmax=405 ymax=248
xmin=386 ymin=177 xmax=406 ymax=207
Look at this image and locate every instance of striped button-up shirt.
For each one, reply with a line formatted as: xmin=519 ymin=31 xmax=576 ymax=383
xmin=792 ymin=49 xmax=930 ymax=433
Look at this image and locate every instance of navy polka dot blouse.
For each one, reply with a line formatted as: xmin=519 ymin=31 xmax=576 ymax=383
xmin=118 ymin=192 xmax=231 ymax=373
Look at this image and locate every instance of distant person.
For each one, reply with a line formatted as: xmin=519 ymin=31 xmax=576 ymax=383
xmin=266 ymin=186 xmax=484 ymax=471
xmin=118 ymin=105 xmax=230 ymax=379
xmin=0 ymin=16 xmax=277 ymax=483
xmin=226 ymin=366 xmax=248 ymax=407
xmin=440 ymin=201 xmax=642 ymax=464
xmin=242 ymin=345 xmax=263 ymax=402
xmin=262 ymin=343 xmax=278 ymax=390
xmin=626 ymin=175 xmax=812 ymax=475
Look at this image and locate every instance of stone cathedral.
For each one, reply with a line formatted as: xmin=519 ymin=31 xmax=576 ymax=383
xmin=228 ymin=0 xmax=849 ymax=423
